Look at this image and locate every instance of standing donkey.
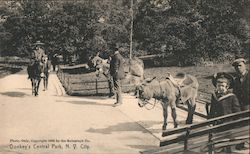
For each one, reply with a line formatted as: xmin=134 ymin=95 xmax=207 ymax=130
xmin=135 ymin=73 xmax=199 ymax=130
xmin=27 ymin=60 xmax=42 ymax=96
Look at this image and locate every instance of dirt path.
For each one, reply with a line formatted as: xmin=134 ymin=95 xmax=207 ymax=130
xmin=0 ymin=71 xmax=204 ymax=154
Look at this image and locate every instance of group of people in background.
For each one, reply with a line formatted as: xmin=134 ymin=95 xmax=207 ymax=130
xmin=208 ymin=57 xmax=249 ymax=152
xmin=28 ymin=41 xmax=59 ymax=92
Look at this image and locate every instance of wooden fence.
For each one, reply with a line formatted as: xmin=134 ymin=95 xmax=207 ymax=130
xmin=142 ymin=110 xmax=250 ymax=154
xmin=57 ymin=65 xmax=213 ymax=119
xmin=57 ymin=66 xmax=136 ymax=95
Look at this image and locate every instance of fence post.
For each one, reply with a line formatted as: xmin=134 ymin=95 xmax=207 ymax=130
xmin=63 ymin=71 xmax=65 ymax=84
xmin=60 ymin=68 xmax=62 ymax=81
xmin=67 ymin=77 xmax=70 ymax=91
xmin=57 ymin=67 xmax=60 ymax=79
xmin=184 ymin=129 xmax=190 ymax=151
xmin=208 ymin=132 xmax=214 ymax=154
xmin=58 ymin=66 xmax=61 ymax=80
xmin=95 ymin=78 xmax=98 ymax=95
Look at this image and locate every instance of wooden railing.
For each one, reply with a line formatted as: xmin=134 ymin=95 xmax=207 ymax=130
xmin=57 ymin=65 xmax=136 ymax=95
xmin=142 ymin=110 xmax=250 ymax=154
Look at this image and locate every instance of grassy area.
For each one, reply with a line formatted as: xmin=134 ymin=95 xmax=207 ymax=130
xmin=0 ymin=64 xmax=23 ymax=78
xmin=59 ymin=64 xmax=236 ymax=96
xmin=0 ymin=57 xmax=29 ymax=78
xmin=144 ymin=64 xmax=235 ymax=93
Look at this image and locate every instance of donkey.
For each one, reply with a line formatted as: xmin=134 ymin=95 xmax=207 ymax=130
xmin=27 ymin=61 xmax=42 ymax=96
xmin=135 ymin=73 xmax=199 ymax=130
xmin=90 ymin=55 xmax=145 ymax=97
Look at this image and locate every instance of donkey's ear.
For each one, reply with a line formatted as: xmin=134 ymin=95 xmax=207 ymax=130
xmin=145 ymin=78 xmax=151 ymax=82
xmin=213 ymin=73 xmax=217 ymax=78
xmin=152 ymin=76 xmax=156 ymax=80
xmin=145 ymin=76 xmax=156 ymax=83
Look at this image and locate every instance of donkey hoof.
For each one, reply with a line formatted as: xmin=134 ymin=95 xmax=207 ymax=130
xmin=174 ymin=124 xmax=178 ymax=128
xmin=162 ymin=125 xmax=167 ymax=130
xmin=186 ymin=121 xmax=193 ymax=125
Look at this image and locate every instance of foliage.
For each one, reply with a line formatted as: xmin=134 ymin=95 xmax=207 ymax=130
xmin=1 ymin=0 xmax=131 ymax=63
xmin=134 ymin=0 xmax=249 ymax=65
xmin=0 ymin=0 xmax=249 ymax=65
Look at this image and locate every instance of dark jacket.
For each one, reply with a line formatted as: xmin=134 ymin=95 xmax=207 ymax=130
xmin=233 ymin=70 xmax=250 ymax=110
xmin=209 ymin=92 xmax=241 ymax=119
xmin=110 ymin=52 xmax=125 ymax=80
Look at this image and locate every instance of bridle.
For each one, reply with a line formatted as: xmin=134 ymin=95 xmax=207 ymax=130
xmin=138 ymin=98 xmax=158 ymax=110
xmin=137 ymin=80 xmax=162 ymax=110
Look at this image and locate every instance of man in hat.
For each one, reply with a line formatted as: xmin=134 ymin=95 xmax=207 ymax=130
xmin=232 ymin=58 xmax=249 ymax=150
xmin=109 ymin=46 xmax=125 ymax=107
xmin=209 ymin=72 xmax=241 ymax=119
xmin=28 ymin=41 xmax=45 ymax=79
xmin=32 ymin=41 xmax=46 ymax=62
xmin=232 ymin=58 xmax=249 ymax=111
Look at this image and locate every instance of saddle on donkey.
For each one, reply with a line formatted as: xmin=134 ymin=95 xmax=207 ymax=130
xmin=166 ymin=72 xmax=197 ymax=105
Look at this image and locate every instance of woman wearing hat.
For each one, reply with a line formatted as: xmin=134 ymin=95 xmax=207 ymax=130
xmin=209 ymin=72 xmax=241 ymax=119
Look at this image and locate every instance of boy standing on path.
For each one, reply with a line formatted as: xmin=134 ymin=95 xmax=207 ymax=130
xmin=209 ymin=72 xmax=241 ymax=119
xmin=209 ymin=72 xmax=241 ymax=153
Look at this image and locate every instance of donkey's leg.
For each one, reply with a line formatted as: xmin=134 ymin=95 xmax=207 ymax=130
xmin=161 ymin=101 xmax=168 ymax=130
xmin=103 ymin=73 xmax=113 ymax=97
xmin=43 ymin=77 xmax=46 ymax=91
xmin=44 ymin=76 xmax=48 ymax=90
xmin=35 ymin=79 xmax=38 ymax=96
xmin=170 ymin=98 xmax=178 ymax=128
xmin=36 ymin=79 xmax=41 ymax=96
xmin=186 ymin=98 xmax=196 ymax=124
xmin=46 ymin=74 xmax=49 ymax=90
xmin=171 ymin=107 xmax=178 ymax=128
xmin=31 ymin=79 xmax=35 ymax=95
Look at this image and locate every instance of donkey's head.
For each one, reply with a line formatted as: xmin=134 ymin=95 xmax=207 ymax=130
xmin=135 ymin=77 xmax=157 ymax=107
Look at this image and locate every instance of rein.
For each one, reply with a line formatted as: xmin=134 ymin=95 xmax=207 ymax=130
xmin=140 ymin=80 xmax=162 ymax=110
xmin=140 ymin=99 xmax=158 ymax=110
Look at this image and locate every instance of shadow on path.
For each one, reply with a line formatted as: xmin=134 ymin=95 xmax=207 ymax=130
xmin=56 ymin=100 xmax=113 ymax=107
xmin=70 ymin=95 xmax=112 ymax=100
xmin=87 ymin=121 xmax=162 ymax=134
xmin=0 ymin=91 xmax=28 ymax=98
